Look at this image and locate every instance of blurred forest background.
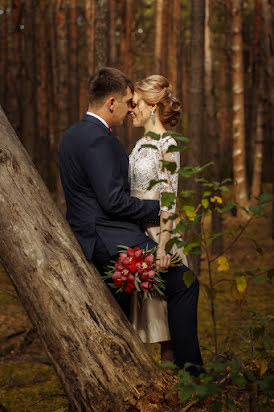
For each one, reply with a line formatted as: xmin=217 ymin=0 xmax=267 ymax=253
xmin=0 ymin=0 xmax=274 ymax=410
xmin=0 ymin=0 xmax=273 ymax=203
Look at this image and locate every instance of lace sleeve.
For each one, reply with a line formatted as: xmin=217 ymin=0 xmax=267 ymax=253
xmin=156 ymin=136 xmax=180 ymax=213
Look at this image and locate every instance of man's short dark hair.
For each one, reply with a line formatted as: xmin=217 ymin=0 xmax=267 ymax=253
xmin=88 ymin=67 xmax=134 ymax=106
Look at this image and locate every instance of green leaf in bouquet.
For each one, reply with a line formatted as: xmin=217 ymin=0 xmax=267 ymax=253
xmin=134 ymin=277 xmax=140 ymax=292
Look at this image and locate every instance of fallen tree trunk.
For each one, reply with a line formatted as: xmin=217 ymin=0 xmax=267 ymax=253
xmin=0 ymin=106 xmax=166 ymax=411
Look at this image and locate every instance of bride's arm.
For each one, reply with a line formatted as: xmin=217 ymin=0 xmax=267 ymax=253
xmin=155 ymin=138 xmax=180 ymax=271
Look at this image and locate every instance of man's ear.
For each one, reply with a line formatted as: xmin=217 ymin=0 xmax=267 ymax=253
xmin=106 ymin=97 xmax=115 ymax=112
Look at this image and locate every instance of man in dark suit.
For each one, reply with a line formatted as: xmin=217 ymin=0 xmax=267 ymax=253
xmin=59 ymin=67 xmax=203 ymax=374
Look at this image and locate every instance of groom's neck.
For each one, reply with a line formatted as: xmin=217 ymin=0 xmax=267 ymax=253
xmin=88 ymin=105 xmax=110 ymax=125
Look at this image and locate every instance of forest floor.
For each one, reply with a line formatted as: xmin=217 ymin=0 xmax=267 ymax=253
xmin=0 ymin=188 xmax=273 ymax=411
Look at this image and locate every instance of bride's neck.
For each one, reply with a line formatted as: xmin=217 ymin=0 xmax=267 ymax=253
xmin=144 ymin=119 xmax=166 ymax=138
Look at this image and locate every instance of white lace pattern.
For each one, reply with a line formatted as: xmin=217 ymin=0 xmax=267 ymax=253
xmin=129 ymin=136 xmax=180 ymax=213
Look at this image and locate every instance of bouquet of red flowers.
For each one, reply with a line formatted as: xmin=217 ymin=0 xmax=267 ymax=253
xmin=103 ymin=245 xmax=166 ymax=299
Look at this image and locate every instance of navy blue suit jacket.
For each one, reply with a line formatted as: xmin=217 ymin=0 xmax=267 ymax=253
xmin=59 ymin=115 xmax=160 ymax=260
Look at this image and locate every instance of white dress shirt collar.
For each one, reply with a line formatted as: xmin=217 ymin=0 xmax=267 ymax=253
xmin=86 ymin=112 xmax=109 ymax=129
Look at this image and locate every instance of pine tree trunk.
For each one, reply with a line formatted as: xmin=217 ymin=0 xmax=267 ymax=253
xmin=55 ymin=0 xmax=69 ymax=208
xmin=37 ymin=0 xmax=50 ymax=186
xmin=251 ymin=0 xmax=264 ymax=199
xmin=0 ymin=106 xmax=168 ymax=411
xmin=8 ymin=0 xmax=23 ymax=136
xmin=85 ymin=0 xmax=95 ymax=76
xmin=69 ymin=0 xmax=79 ymax=124
xmin=261 ymin=0 xmax=274 ymax=237
xmin=109 ymin=0 xmax=117 ymax=66
xmin=169 ymin=0 xmax=180 ymax=97
xmin=231 ymin=0 xmax=249 ymax=207
xmin=154 ymin=0 xmax=163 ymax=74
xmin=161 ymin=0 xmax=169 ymax=76
xmin=21 ymin=0 xmax=37 ymax=161
xmin=187 ymin=0 xmax=205 ymax=275
xmin=94 ymin=0 xmax=109 ymax=71
xmin=0 ymin=0 xmax=8 ymax=108
xmin=48 ymin=0 xmax=58 ymax=166
xmin=204 ymin=0 xmax=223 ymax=255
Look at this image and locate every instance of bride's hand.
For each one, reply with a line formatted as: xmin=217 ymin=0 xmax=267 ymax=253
xmin=156 ymin=248 xmax=171 ymax=271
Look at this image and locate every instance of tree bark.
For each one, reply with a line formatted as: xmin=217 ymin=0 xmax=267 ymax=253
xmin=21 ymin=0 xmax=37 ymax=161
xmin=94 ymin=0 xmax=109 ymax=71
xmin=85 ymin=0 xmax=95 ymax=76
xmin=154 ymin=0 xmax=163 ymax=74
xmin=55 ymin=0 xmax=69 ymax=207
xmin=187 ymin=0 xmax=205 ymax=275
xmin=36 ymin=0 xmax=50 ymax=186
xmin=0 ymin=106 xmax=166 ymax=411
xmin=169 ymin=0 xmax=180 ymax=97
xmin=69 ymin=0 xmax=79 ymax=124
xmin=161 ymin=0 xmax=169 ymax=77
xmin=231 ymin=0 xmax=248 ymax=207
xmin=204 ymin=0 xmax=223 ymax=255
xmin=109 ymin=0 xmax=117 ymax=66
xmin=0 ymin=0 xmax=8 ymax=109
xmin=8 ymin=0 xmax=23 ymax=136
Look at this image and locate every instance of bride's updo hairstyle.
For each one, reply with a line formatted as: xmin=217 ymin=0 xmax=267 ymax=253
xmin=135 ymin=75 xmax=181 ymax=127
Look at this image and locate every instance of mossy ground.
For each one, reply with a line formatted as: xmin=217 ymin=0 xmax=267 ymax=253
xmin=0 ymin=192 xmax=273 ymax=411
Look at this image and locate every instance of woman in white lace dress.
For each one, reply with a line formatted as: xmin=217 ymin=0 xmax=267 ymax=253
xmin=129 ymin=75 xmax=188 ymax=361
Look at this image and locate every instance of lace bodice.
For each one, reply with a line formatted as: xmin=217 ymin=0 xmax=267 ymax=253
xmin=129 ymin=136 xmax=180 ymax=213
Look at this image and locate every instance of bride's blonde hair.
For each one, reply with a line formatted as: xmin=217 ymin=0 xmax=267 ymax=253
xmin=135 ymin=75 xmax=181 ymax=127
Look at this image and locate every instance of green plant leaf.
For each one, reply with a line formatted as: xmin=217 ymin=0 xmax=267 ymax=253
xmin=147 ymin=179 xmax=167 ymax=190
xmin=161 ymin=160 xmax=177 ymax=174
xmin=236 ymin=276 xmax=247 ymax=293
xmin=145 ymin=131 xmax=160 ymax=140
xmin=202 ymin=198 xmax=209 ymax=208
xmin=180 ymin=384 xmax=195 ymax=402
xmin=140 ymin=143 xmax=158 ymax=150
xmin=161 ymin=192 xmax=176 ymax=209
xmin=183 ymin=270 xmax=196 ymax=288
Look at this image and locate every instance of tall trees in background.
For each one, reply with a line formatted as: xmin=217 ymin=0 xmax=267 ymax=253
xmin=204 ymin=0 xmax=223 ymax=254
xmin=154 ymin=0 xmax=163 ymax=74
xmin=0 ymin=0 xmax=272 ymax=208
xmin=94 ymin=0 xmax=109 ymax=71
xmin=231 ymin=0 xmax=249 ymax=207
xmin=187 ymin=0 xmax=205 ymax=274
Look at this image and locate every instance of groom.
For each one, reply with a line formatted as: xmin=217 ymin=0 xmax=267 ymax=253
xmin=59 ymin=67 xmax=202 ymax=373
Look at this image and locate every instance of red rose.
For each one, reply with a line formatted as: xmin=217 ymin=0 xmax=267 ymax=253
xmin=119 ymin=256 xmax=130 ymax=267
xmin=144 ymin=254 xmax=154 ymax=266
xmin=127 ymin=248 xmax=135 ymax=257
xmin=128 ymin=257 xmax=137 ymax=273
xmin=115 ymin=263 xmax=124 ymax=271
xmin=124 ymin=283 xmax=135 ymax=293
xmin=140 ymin=273 xmax=148 ymax=280
xmin=148 ymin=270 xmax=155 ymax=279
xmin=112 ymin=271 xmax=122 ymax=280
xmin=128 ymin=274 xmax=135 ymax=284
xmin=114 ymin=279 xmax=123 ymax=288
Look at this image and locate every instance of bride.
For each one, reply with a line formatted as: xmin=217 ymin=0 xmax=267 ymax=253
xmin=129 ymin=75 xmax=188 ymax=361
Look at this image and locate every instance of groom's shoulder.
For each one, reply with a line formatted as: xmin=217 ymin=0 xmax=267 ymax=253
xmin=61 ymin=117 xmax=110 ymax=147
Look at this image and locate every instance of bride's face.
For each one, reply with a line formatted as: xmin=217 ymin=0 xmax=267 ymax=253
xmin=130 ymin=92 xmax=152 ymax=127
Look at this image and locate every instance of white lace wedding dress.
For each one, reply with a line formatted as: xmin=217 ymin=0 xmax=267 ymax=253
xmin=129 ymin=135 xmax=188 ymax=343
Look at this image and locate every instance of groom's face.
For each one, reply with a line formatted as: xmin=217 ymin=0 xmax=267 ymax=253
xmin=111 ymin=87 xmax=133 ymax=125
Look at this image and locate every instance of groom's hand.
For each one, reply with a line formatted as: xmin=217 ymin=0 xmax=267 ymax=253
xmin=156 ymin=248 xmax=171 ymax=271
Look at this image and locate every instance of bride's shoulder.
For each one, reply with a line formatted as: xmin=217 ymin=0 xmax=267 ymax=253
xmin=159 ymin=135 xmax=177 ymax=149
